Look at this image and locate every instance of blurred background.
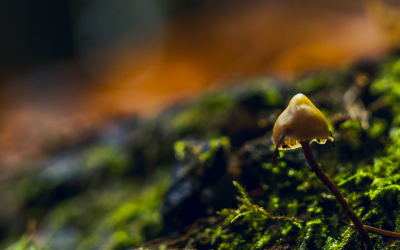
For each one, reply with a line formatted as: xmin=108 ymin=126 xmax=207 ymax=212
xmin=1 ymin=0 xmax=399 ymax=173
xmin=1 ymin=0 xmax=400 ymax=249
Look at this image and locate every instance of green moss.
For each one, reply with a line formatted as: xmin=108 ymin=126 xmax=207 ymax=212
xmin=173 ymin=141 xmax=186 ymax=160
xmin=339 ymin=120 xmax=363 ymax=131
xmin=249 ymin=79 xmax=282 ymax=106
xmin=367 ymin=119 xmax=387 ymax=138
xmin=5 ymin=170 xmax=169 ymax=250
xmin=189 ymin=57 xmax=400 ymax=249
xmin=76 ymin=170 xmax=170 ymax=250
xmin=170 ymin=93 xmax=235 ymax=134
xmin=84 ymin=145 xmax=129 ymax=175
xmin=295 ymin=74 xmax=336 ymax=94
xmin=4 ymin=235 xmax=38 ymax=250
xmin=7 ymin=57 xmax=400 ymax=250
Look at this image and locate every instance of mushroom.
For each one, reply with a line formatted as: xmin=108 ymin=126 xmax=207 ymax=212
xmin=273 ymin=93 xmax=334 ymax=155
xmin=273 ymin=93 xmax=373 ymax=250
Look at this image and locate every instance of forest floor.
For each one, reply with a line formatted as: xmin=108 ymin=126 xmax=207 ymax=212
xmin=3 ymin=56 xmax=400 ymax=249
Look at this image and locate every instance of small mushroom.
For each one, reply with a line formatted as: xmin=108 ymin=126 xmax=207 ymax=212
xmin=273 ymin=93 xmax=373 ymax=250
xmin=273 ymin=93 xmax=334 ymax=154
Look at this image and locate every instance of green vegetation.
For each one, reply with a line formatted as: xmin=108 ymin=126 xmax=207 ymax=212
xmin=5 ymin=57 xmax=400 ymax=249
xmin=189 ymin=58 xmax=400 ymax=249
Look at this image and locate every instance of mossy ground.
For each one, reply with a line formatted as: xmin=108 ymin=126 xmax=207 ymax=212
xmin=3 ymin=57 xmax=400 ymax=250
xmin=182 ymin=58 xmax=400 ymax=250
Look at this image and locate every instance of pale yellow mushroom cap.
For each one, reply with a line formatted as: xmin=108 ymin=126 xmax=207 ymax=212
xmin=273 ymin=93 xmax=333 ymax=150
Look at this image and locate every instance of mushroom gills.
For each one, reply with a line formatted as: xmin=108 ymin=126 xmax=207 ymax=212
xmin=278 ymin=137 xmax=333 ymax=150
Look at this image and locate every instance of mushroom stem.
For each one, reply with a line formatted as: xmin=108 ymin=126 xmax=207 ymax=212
xmin=300 ymin=141 xmax=373 ymax=250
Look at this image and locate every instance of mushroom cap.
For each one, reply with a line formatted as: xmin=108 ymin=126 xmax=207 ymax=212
xmin=273 ymin=93 xmax=333 ymax=150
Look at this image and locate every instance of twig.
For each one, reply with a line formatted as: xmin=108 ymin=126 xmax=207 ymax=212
xmin=344 ymin=221 xmax=400 ymax=239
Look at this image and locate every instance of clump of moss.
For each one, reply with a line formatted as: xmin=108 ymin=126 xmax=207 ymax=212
xmin=6 ymin=57 xmax=400 ymax=250
xmin=180 ymin=58 xmax=400 ymax=249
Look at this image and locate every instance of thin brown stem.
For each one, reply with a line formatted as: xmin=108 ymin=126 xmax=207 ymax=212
xmin=300 ymin=141 xmax=373 ymax=250
xmin=344 ymin=221 xmax=400 ymax=239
